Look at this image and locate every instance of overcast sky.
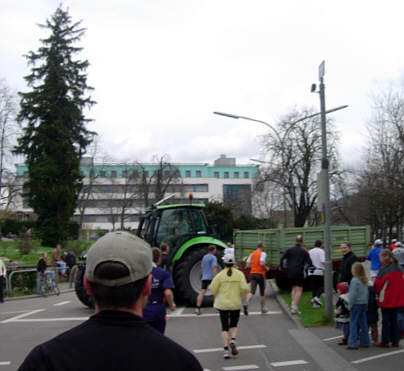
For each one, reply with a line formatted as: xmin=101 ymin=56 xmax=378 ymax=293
xmin=2 ymin=0 xmax=404 ymax=167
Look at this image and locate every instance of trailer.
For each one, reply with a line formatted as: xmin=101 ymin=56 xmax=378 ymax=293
xmin=233 ymin=225 xmax=371 ymax=289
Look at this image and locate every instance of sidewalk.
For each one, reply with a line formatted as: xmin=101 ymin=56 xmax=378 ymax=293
xmin=268 ymin=280 xmax=359 ymax=370
xmin=4 ymin=281 xmax=74 ymax=301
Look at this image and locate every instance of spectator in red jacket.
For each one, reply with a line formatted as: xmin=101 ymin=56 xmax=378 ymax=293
xmin=374 ymin=249 xmax=404 ymax=347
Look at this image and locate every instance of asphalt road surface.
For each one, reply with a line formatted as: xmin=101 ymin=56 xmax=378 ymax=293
xmin=0 ymin=286 xmax=403 ymax=370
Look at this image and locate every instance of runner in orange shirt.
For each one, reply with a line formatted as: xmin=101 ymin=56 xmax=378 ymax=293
xmin=244 ymin=241 xmax=269 ymax=315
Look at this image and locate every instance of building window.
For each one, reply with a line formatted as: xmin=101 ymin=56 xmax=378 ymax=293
xmin=234 ymin=172 xmax=239 ymax=178
xmin=185 ymin=170 xmax=191 ymax=177
xmin=224 ymin=172 xmax=229 ymax=179
xmin=99 ymin=170 xmax=106 ymax=177
xmin=196 ymin=170 xmax=201 ymax=178
xmin=84 ymin=215 xmax=91 ymax=222
xmin=122 ymin=170 xmax=128 ymax=178
xmin=164 ymin=170 xmax=170 ymax=178
xmin=131 ymin=170 xmax=139 ymax=179
xmin=143 ymin=171 xmax=149 ymax=178
xmin=111 ymin=171 xmax=117 ymax=178
xmin=23 ymin=171 xmax=29 ymax=177
xmin=214 ymin=171 xmax=220 ymax=178
xmin=244 ymin=171 xmax=249 ymax=179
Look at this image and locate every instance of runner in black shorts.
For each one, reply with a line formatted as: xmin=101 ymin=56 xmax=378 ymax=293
xmin=201 ymin=280 xmax=212 ymax=290
xmin=249 ymin=274 xmax=266 ymax=296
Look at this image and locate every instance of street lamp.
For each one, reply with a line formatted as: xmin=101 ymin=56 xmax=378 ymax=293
xmin=214 ymin=106 xmax=348 ymax=229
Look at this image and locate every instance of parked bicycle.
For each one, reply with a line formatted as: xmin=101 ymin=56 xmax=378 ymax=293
xmin=39 ymin=272 xmax=60 ymax=297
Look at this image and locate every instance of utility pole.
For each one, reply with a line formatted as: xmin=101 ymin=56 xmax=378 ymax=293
xmin=318 ymin=61 xmax=333 ymax=319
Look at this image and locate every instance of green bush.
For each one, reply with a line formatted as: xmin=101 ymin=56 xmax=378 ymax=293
xmin=9 ymin=270 xmax=37 ymax=295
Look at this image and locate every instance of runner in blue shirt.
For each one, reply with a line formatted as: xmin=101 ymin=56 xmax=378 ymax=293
xmin=195 ymin=245 xmax=217 ymax=315
xmin=143 ymin=248 xmax=176 ymax=334
xmin=366 ymin=239 xmax=383 ymax=282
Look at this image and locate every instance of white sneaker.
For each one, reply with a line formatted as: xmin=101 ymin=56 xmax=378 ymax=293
xmin=312 ymin=303 xmax=321 ymax=308
xmin=223 ymin=350 xmax=230 ymax=359
xmin=313 ymin=297 xmax=322 ymax=306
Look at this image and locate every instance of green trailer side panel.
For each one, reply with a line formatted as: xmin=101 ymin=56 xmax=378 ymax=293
xmin=234 ymin=225 xmax=370 ymax=265
xmin=173 ymin=236 xmax=227 ymax=261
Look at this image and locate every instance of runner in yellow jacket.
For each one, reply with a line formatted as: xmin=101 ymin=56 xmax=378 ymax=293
xmin=210 ymin=254 xmax=250 ymax=360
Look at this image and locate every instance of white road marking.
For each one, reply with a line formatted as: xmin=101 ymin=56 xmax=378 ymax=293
xmin=54 ymin=301 xmax=71 ymax=306
xmin=270 ymin=360 xmax=308 ymax=367
xmin=194 ymin=345 xmax=266 ymax=353
xmin=1 ymin=309 xmax=45 ymax=324
xmin=168 ymin=311 xmax=281 ymax=318
xmin=170 ymin=307 xmax=185 ymax=316
xmin=352 ymin=349 xmax=404 ymax=364
xmin=0 ymin=362 xmax=11 ymax=366
xmin=322 ymin=335 xmax=343 ymax=341
xmin=8 ymin=316 xmax=89 ymax=322
xmin=222 ymin=365 xmax=259 ymax=370
xmin=0 ymin=310 xmax=31 ymax=315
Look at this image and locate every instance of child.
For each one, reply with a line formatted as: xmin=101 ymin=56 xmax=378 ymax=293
xmin=347 ymin=262 xmax=370 ymax=349
xmin=335 ymin=282 xmax=350 ymax=345
xmin=367 ymin=285 xmax=379 ymax=344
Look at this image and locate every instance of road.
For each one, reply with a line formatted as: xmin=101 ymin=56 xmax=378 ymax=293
xmin=0 ymin=286 xmax=403 ymax=370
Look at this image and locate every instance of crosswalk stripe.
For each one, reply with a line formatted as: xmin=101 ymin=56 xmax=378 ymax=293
xmin=194 ymin=345 xmax=266 ymax=353
xmin=222 ymin=365 xmax=259 ymax=370
xmin=270 ymin=360 xmax=308 ymax=367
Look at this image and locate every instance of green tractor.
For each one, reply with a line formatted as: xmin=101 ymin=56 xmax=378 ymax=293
xmin=75 ymin=201 xmax=226 ymax=308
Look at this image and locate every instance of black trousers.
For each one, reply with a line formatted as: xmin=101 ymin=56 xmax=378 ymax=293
xmin=0 ymin=276 xmax=4 ymax=302
xmin=309 ymin=275 xmax=324 ymax=298
xmin=381 ymin=307 xmax=399 ymax=345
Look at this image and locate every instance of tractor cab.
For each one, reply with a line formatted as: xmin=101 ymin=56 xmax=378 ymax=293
xmin=137 ymin=204 xmax=212 ymax=251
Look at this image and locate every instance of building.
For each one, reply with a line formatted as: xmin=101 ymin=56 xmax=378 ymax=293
xmin=14 ymin=155 xmax=258 ymax=233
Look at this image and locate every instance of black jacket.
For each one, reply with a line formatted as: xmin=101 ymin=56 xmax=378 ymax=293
xmin=36 ymin=258 xmax=46 ymax=273
xmin=280 ymin=245 xmax=312 ymax=279
xmin=338 ymin=251 xmax=359 ymax=283
xmin=18 ymin=311 xmax=202 ymax=371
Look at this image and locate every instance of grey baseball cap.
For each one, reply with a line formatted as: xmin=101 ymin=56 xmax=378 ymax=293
xmin=85 ymin=231 xmax=153 ymax=287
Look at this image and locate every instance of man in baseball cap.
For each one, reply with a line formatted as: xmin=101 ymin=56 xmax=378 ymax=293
xmin=19 ymin=231 xmax=202 ymax=371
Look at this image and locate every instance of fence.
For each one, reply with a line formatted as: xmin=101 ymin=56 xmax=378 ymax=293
xmin=5 ymin=264 xmax=74 ymax=296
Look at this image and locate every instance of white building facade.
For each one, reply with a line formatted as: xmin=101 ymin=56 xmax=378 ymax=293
xmin=14 ymin=155 xmax=258 ymax=233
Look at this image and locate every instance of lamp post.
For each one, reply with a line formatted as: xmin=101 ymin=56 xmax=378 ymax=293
xmin=214 ymin=106 xmax=347 ymax=229
xmin=313 ymin=60 xmax=333 ymax=319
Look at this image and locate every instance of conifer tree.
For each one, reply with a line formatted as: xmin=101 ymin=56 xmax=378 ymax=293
xmin=14 ymin=6 xmax=95 ymax=246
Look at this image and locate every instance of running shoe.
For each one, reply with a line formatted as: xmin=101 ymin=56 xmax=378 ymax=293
xmin=312 ymin=303 xmax=321 ymax=308
xmin=290 ymin=308 xmax=300 ymax=315
xmin=230 ymin=341 xmax=238 ymax=355
xmin=313 ymin=297 xmax=322 ymax=306
xmin=261 ymin=308 xmax=268 ymax=314
xmin=195 ymin=307 xmax=201 ymax=315
xmin=223 ymin=350 xmax=230 ymax=359
xmin=243 ymin=305 xmax=248 ymax=316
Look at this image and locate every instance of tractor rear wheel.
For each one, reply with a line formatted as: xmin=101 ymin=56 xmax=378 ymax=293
xmin=174 ymin=248 xmax=214 ymax=306
xmin=74 ymin=264 xmax=95 ymax=308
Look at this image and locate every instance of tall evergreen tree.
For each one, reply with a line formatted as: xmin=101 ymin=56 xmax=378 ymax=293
xmin=14 ymin=6 xmax=95 ymax=246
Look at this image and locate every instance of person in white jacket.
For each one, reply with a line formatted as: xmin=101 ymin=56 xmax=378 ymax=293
xmin=0 ymin=258 xmax=6 ymax=303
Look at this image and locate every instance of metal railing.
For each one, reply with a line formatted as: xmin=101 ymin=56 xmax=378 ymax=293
xmin=6 ymin=265 xmax=69 ymax=295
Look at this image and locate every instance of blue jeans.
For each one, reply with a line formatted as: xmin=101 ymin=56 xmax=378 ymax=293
xmin=381 ymin=307 xmax=399 ymax=345
xmin=37 ymin=271 xmax=55 ymax=293
xmin=348 ymin=304 xmax=370 ymax=348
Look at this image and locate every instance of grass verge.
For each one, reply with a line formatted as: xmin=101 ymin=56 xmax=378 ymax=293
xmin=279 ymin=289 xmax=334 ymax=327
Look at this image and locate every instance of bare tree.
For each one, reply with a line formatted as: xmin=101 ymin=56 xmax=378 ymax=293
xmin=353 ymin=89 xmax=404 ymax=240
xmin=0 ymin=79 xmax=20 ymax=202
xmin=259 ymin=107 xmax=340 ymax=227
xmin=134 ymin=154 xmax=182 ymax=209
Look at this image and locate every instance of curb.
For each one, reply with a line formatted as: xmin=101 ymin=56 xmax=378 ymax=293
xmin=268 ymin=279 xmax=304 ymax=329
xmin=4 ymin=288 xmax=74 ymax=302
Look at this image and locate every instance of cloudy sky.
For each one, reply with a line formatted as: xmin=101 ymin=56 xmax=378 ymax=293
xmin=1 ymin=0 xmax=404 ymax=167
